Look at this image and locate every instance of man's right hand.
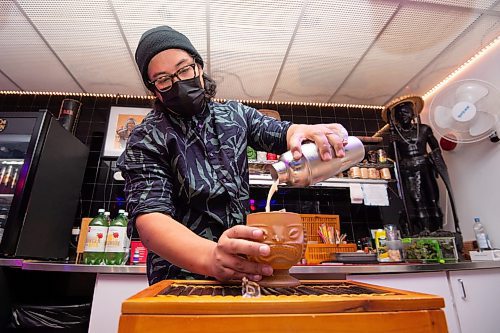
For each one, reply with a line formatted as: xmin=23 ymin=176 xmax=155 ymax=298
xmin=209 ymin=225 xmax=274 ymax=282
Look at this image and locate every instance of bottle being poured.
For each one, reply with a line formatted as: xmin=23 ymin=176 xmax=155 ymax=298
xmin=267 ymin=136 xmax=365 ymax=188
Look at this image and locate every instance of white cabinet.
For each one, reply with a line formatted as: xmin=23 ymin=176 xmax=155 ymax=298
xmin=348 ymin=272 xmax=460 ymax=333
xmin=88 ymin=273 xmax=149 ymax=333
xmin=448 ymin=268 xmax=500 ymax=333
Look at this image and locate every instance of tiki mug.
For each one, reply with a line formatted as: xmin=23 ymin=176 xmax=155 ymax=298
xmin=247 ymin=212 xmax=305 ymax=287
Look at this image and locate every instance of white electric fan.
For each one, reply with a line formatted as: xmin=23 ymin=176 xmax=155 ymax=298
xmin=429 ymin=79 xmax=500 ymax=143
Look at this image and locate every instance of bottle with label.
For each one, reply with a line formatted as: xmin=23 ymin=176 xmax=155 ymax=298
xmin=375 ymin=229 xmax=389 ymax=262
xmin=104 ymin=210 xmax=129 ymax=265
xmin=83 ymin=209 xmax=109 ymax=265
xmin=267 ymin=136 xmax=365 ymax=187
xmin=473 ymin=217 xmax=492 ymax=251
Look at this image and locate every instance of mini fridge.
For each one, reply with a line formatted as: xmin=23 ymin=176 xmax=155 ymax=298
xmin=0 ymin=111 xmax=89 ymax=259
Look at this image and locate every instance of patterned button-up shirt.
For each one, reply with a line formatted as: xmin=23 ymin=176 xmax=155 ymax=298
xmin=117 ymin=100 xmax=291 ymax=285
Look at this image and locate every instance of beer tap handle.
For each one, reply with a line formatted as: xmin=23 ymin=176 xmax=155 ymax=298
xmin=11 ymin=168 xmax=18 ymax=189
xmin=0 ymin=166 xmax=6 ymax=185
xmin=3 ymin=165 xmax=12 ymax=186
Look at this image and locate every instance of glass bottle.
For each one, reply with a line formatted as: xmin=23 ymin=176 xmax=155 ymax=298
xmin=473 ymin=217 xmax=492 ymax=251
xmin=104 ymin=210 xmax=129 ymax=265
xmin=83 ymin=209 xmax=109 ymax=265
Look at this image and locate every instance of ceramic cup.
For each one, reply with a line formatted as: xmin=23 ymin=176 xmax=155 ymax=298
xmin=247 ymin=211 xmax=305 ymax=287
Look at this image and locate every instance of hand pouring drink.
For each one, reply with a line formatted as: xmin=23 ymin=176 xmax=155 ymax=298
xmin=247 ymin=137 xmax=364 ymax=287
xmin=267 ymin=136 xmax=365 ymax=187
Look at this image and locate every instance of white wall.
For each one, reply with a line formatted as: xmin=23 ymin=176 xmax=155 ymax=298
xmin=419 ymin=43 xmax=500 ymax=246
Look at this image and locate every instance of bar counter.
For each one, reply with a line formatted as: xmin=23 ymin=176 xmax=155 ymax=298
xmin=2 ymin=259 xmax=499 ymax=277
xmin=3 ymin=258 xmax=500 ymax=332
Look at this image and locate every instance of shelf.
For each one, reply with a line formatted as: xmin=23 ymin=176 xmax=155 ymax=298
xmin=113 ymin=170 xmax=392 ymax=188
xmin=249 ymin=174 xmax=390 ymax=188
xmin=249 ymin=162 xmax=394 ymax=174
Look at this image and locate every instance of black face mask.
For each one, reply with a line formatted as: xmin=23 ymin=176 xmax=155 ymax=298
xmin=158 ymin=76 xmax=207 ymax=118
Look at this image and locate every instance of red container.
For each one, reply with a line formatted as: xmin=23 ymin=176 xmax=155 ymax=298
xmin=129 ymin=241 xmax=148 ymax=265
xmin=266 ymin=152 xmax=278 ymax=160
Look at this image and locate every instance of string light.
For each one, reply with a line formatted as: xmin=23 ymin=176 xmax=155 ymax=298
xmin=0 ymin=90 xmax=383 ymax=109
xmin=0 ymin=90 xmax=156 ymax=99
xmin=213 ymin=98 xmax=383 ymax=109
xmin=422 ymin=35 xmax=500 ymax=100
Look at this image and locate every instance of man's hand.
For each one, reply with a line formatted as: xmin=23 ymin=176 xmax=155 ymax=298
xmin=209 ymin=225 xmax=273 ymax=282
xmin=287 ymin=123 xmax=348 ymax=161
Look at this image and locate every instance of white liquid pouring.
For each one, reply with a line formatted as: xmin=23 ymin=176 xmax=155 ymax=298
xmin=265 ymin=179 xmax=280 ymax=213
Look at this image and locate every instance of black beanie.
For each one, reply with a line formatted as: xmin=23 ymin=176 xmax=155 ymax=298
xmin=135 ymin=26 xmax=204 ymax=88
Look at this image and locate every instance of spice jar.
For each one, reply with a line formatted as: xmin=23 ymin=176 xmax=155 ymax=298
xmin=368 ymin=167 xmax=379 ymax=179
xmin=348 ymin=166 xmax=361 ymax=179
xmin=256 ymin=151 xmax=267 ymax=162
xmin=360 ymin=167 xmax=369 ymax=179
xmin=380 ymin=167 xmax=391 ymax=180
xmin=266 ymin=152 xmax=278 ymax=161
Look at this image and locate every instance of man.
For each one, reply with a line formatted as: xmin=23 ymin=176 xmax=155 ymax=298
xmin=117 ymin=26 xmax=348 ymax=285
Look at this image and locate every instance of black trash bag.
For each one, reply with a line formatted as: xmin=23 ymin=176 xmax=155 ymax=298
xmin=9 ymin=303 xmax=91 ymax=329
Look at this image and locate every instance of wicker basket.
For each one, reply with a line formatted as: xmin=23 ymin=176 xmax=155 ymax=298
xmin=305 ymin=244 xmax=358 ymax=264
xmin=300 ymin=214 xmax=340 ymax=243
xmin=299 ymin=214 xmax=356 ymax=264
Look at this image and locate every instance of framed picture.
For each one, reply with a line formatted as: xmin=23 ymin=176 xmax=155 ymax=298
xmin=103 ymin=106 xmax=151 ymax=157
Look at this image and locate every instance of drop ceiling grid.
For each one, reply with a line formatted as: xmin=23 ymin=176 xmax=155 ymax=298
xmin=334 ymin=4 xmax=480 ymax=105
xmin=401 ymin=16 xmax=500 ymax=97
xmin=17 ymin=1 xmax=144 ymax=95
xmin=272 ymin=0 xmax=399 ymax=103
xmin=410 ymin=0 xmax=499 ymax=10
xmin=0 ymin=1 xmax=83 ymax=92
xmin=0 ymin=71 xmax=20 ymax=91
xmin=209 ymin=0 xmax=304 ymax=100
xmin=114 ymin=0 xmax=209 ymax=63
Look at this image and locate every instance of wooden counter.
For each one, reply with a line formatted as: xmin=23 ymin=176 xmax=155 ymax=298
xmin=118 ymin=280 xmax=447 ymax=333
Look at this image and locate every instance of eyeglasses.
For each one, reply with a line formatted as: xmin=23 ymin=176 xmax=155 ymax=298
xmin=149 ymin=62 xmax=198 ymax=92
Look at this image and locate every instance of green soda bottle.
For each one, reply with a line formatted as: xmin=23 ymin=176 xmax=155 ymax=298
xmin=104 ymin=210 xmax=129 ymax=265
xmin=83 ymin=209 xmax=109 ymax=265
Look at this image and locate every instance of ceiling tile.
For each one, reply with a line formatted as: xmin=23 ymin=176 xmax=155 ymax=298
xmin=113 ymin=0 xmax=208 ymax=65
xmin=17 ymin=0 xmax=145 ymax=95
xmin=209 ymin=0 xmax=304 ymax=101
xmin=334 ymin=2 xmax=480 ymax=105
xmin=0 ymin=1 xmax=83 ymax=92
xmin=401 ymin=15 xmax=500 ymax=97
xmin=272 ymin=0 xmax=399 ymax=103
